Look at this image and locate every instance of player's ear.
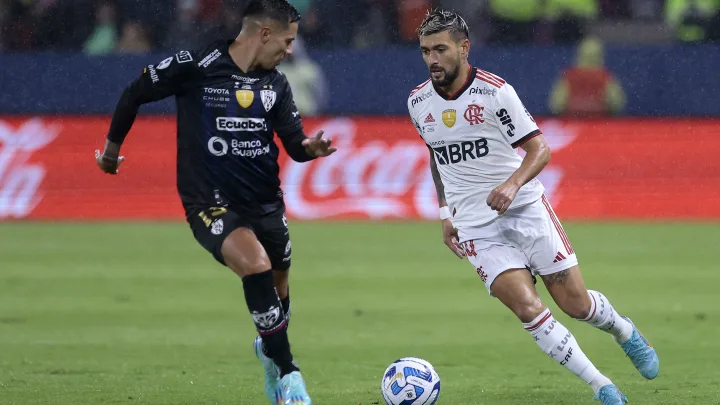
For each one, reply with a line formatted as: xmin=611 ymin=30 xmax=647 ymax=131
xmin=260 ymin=26 xmax=272 ymax=44
xmin=461 ymin=38 xmax=470 ymax=58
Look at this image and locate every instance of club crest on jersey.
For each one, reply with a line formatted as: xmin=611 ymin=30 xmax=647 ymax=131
xmin=260 ymin=90 xmax=276 ymax=112
xmin=442 ymin=109 xmax=456 ymax=128
xmin=236 ymin=90 xmax=254 ymax=108
xmin=464 ymin=104 xmax=485 ymax=126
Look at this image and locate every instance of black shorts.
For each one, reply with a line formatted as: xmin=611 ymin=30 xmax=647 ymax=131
xmin=188 ymin=206 xmax=292 ymax=270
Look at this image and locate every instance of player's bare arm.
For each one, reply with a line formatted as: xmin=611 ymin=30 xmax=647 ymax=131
xmin=428 ymin=146 xmax=447 ymax=207
xmin=487 ymin=135 xmax=551 ymax=214
xmin=302 ymin=130 xmax=336 ymax=157
xmin=428 ymin=146 xmax=465 ymax=259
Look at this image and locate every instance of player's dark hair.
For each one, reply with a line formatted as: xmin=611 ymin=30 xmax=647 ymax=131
xmin=242 ymin=0 xmax=301 ymax=26
xmin=417 ymin=9 xmax=469 ymax=41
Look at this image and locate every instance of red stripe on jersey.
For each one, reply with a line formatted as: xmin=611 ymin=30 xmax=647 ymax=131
xmin=525 ymin=312 xmax=552 ymax=331
xmin=476 ymin=75 xmax=503 ymax=88
xmin=409 ymin=79 xmax=431 ymax=96
xmin=542 ymin=195 xmax=574 ymax=255
xmin=478 ymin=71 xmax=505 ymax=86
xmin=476 ymin=71 xmax=503 ymax=84
xmin=478 ymin=69 xmax=506 ymax=85
xmin=557 ymin=252 xmax=566 ymax=260
xmin=476 ymin=72 xmax=504 ymax=88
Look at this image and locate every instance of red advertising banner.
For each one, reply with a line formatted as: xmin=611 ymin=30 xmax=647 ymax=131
xmin=1 ymin=116 xmax=719 ymax=221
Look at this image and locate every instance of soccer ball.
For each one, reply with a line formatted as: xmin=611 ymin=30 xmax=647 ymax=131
xmin=381 ymin=357 xmax=441 ymax=405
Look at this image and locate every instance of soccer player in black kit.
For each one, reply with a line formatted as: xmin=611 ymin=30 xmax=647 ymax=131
xmin=94 ymin=1 xmax=334 ymax=404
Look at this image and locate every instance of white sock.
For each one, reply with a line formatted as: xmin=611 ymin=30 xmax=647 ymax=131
xmin=584 ymin=290 xmax=633 ymax=343
xmin=524 ymin=309 xmax=612 ymax=394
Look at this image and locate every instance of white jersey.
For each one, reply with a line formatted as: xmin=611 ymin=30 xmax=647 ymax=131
xmin=408 ymin=67 xmax=544 ymax=230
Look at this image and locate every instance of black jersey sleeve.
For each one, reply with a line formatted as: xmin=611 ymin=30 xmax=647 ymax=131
xmin=107 ymin=50 xmax=201 ymax=144
xmin=272 ymin=73 xmax=315 ymax=162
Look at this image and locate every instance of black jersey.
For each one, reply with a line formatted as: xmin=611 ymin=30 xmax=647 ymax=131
xmin=106 ymin=39 xmax=314 ymax=218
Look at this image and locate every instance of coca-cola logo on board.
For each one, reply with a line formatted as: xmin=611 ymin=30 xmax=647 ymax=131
xmin=0 ymin=118 xmax=60 ymax=219
xmin=281 ymin=118 xmax=438 ymax=219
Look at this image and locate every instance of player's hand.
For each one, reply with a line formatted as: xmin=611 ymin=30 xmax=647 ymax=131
xmin=441 ymin=218 xmax=465 ymax=259
xmin=487 ymin=180 xmax=520 ymax=215
xmin=302 ymin=130 xmax=337 ymax=158
xmin=95 ymin=148 xmax=125 ymax=175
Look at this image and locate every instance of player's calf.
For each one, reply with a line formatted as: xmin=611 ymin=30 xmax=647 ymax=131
xmin=541 ymin=266 xmax=593 ymax=319
xmin=584 ymin=291 xmax=659 ymax=379
xmin=582 ymin=290 xmax=633 ymax=343
xmin=541 ymin=267 xmax=633 ymax=342
xmin=274 ymin=271 xmax=291 ymax=324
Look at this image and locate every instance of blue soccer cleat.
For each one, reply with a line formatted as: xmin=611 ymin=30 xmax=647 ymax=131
xmin=254 ymin=336 xmax=280 ymax=404
xmin=593 ymin=384 xmax=628 ymax=405
xmin=619 ymin=316 xmax=660 ymax=380
xmin=275 ymin=371 xmax=311 ymax=405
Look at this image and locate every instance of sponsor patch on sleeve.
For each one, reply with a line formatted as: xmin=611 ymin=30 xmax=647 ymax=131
xmin=176 ymin=50 xmax=193 ymax=63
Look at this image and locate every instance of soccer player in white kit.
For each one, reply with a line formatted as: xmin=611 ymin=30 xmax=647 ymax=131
xmin=408 ymin=10 xmax=660 ymax=405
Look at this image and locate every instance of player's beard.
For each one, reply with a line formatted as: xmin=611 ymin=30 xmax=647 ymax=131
xmin=430 ymin=63 xmax=460 ymax=88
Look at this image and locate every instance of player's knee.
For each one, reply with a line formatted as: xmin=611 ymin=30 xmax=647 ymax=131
xmin=224 ymin=253 xmax=271 ymax=277
xmin=247 ymin=260 xmax=271 ymax=275
xmin=512 ymin=300 xmax=547 ymax=324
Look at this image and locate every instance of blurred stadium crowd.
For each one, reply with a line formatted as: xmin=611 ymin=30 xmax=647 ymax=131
xmin=1 ymin=0 xmax=720 ymax=53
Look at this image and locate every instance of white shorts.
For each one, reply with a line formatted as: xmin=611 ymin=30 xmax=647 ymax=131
xmin=458 ymin=195 xmax=578 ymax=295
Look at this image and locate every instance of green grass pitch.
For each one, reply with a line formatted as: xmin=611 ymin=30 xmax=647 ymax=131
xmin=1 ymin=221 xmax=719 ymax=404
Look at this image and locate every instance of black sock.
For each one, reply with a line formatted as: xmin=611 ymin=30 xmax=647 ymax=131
xmin=280 ymin=287 xmax=291 ymax=324
xmin=242 ymin=270 xmax=299 ymax=377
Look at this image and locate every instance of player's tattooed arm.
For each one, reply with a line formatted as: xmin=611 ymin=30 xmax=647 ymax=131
xmin=429 ymin=146 xmax=464 ymax=258
xmin=428 ymin=147 xmax=447 ymax=206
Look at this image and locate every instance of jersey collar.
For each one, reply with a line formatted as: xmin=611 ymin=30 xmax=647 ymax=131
xmin=434 ymin=65 xmax=477 ymax=101
xmin=224 ymin=39 xmax=274 ymax=78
